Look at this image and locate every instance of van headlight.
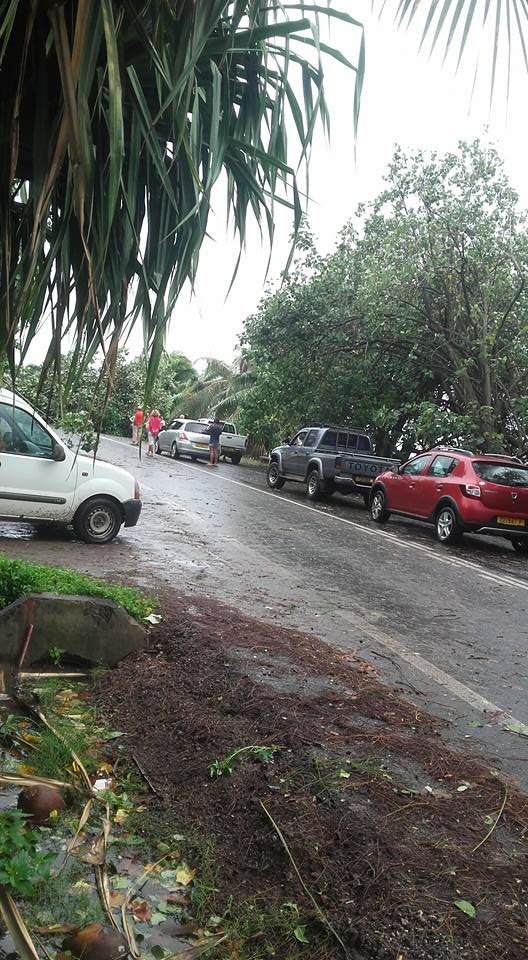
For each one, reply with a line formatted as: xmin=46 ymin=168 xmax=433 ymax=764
xmin=134 ymin=480 xmax=141 ymax=500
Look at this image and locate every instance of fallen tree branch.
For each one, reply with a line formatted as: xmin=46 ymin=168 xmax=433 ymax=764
xmin=260 ymin=800 xmax=352 ymax=960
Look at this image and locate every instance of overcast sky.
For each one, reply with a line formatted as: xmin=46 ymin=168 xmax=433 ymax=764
xmin=28 ymin=2 xmax=528 ymax=370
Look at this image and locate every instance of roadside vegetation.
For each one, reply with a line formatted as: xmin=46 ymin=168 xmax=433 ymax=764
xmin=0 ymin=556 xmax=152 ymax=621
xmin=238 ymin=141 xmax=528 ymax=458
xmin=9 ymin=141 xmax=528 ymax=464
xmin=8 ymin=351 xmax=247 ymax=442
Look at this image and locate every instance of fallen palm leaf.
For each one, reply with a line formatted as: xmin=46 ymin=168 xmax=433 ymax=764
xmin=0 ymin=888 xmax=40 ymax=960
xmin=0 ymin=772 xmax=69 ymax=790
xmin=95 ymin=865 xmax=121 ymax=934
xmin=61 ymin=798 xmax=93 ymax=870
xmin=120 ymin=907 xmax=139 ymax=959
xmin=90 ymin=804 xmax=121 ymax=937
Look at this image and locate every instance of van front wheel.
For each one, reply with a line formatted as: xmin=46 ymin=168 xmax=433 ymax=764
xmin=73 ymin=497 xmax=122 ymax=544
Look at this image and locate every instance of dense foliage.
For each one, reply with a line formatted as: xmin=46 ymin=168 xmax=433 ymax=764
xmin=0 ymin=556 xmax=152 ymax=621
xmin=239 ymin=143 xmax=528 ymax=457
xmin=0 ymin=810 xmax=54 ymax=897
xmin=0 ymin=1 xmax=359 ymax=398
xmin=9 ymin=351 xmax=197 ymax=437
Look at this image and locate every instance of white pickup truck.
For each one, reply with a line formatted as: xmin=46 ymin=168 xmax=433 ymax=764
xmin=0 ymin=388 xmax=141 ymax=543
xmin=198 ymin=419 xmax=248 ymax=464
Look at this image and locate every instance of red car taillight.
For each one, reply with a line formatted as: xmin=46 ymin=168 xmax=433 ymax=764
xmin=462 ymin=484 xmax=481 ymax=498
xmin=179 ymin=431 xmax=188 ymax=441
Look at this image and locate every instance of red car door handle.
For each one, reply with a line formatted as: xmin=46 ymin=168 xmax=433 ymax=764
xmin=409 ymin=481 xmax=415 ymax=488
xmin=436 ymin=484 xmax=444 ymax=491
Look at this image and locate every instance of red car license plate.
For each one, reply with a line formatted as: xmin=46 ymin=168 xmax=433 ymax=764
xmin=496 ymin=516 xmax=525 ymax=527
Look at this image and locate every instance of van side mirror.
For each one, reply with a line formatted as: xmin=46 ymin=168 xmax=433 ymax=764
xmin=52 ymin=442 xmax=66 ymax=462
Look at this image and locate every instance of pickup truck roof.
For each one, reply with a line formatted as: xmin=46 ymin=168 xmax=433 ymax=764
xmin=302 ymin=423 xmax=370 ymax=435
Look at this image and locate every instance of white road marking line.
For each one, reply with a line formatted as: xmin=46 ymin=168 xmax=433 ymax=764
xmin=336 ymin=608 xmax=528 ymax=737
xmin=103 ymin=435 xmax=528 ymax=736
xmin=181 ymin=464 xmax=528 ymax=594
xmin=103 ymin=435 xmax=528 ymax=593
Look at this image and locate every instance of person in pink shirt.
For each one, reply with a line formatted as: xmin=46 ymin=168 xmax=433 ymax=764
xmin=146 ymin=409 xmax=163 ymax=458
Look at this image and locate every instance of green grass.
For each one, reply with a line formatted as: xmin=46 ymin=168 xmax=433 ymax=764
xmin=24 ymin=857 xmax=105 ymax=930
xmin=0 ymin=555 xmax=153 ymax=621
xmin=29 ymin=727 xmax=93 ymax=780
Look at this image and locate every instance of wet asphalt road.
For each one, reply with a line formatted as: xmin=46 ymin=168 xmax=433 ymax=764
xmin=1 ymin=437 xmax=527 ymax=787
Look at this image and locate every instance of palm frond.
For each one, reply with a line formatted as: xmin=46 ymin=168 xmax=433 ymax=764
xmin=0 ymin=1 xmax=361 ymax=398
xmin=394 ymin=0 xmax=528 ymax=101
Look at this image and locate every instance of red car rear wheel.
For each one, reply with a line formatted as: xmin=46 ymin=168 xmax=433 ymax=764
xmin=435 ymin=505 xmax=462 ymax=544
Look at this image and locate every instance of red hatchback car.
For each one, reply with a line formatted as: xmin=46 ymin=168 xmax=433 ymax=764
xmin=370 ymin=447 xmax=528 ymax=552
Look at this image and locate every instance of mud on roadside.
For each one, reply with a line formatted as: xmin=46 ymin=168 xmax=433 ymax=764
xmin=96 ymin=594 xmax=528 ymax=960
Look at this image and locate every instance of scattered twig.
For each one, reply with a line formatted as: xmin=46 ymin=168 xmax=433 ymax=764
xmin=166 ymin=936 xmax=228 ymax=959
xmin=17 ymin=599 xmax=36 ymax=671
xmin=33 ymin=934 xmax=55 ymax=960
xmin=132 ymin=753 xmax=159 ymax=796
xmin=472 ymin=787 xmax=508 ymax=853
xmin=260 ymin=800 xmax=352 ymax=960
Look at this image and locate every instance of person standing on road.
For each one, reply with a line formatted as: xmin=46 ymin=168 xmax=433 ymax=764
xmin=131 ymin=405 xmax=144 ymax=445
xmin=207 ymin=417 xmax=223 ymax=467
xmin=146 ymin=409 xmax=163 ymax=458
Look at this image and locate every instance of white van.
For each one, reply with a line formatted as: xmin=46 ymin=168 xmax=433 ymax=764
xmin=0 ymin=389 xmax=141 ymax=544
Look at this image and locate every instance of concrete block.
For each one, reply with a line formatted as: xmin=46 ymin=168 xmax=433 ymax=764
xmin=0 ymin=593 xmax=146 ymax=667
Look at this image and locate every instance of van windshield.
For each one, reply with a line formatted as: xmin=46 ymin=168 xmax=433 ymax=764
xmin=473 ymin=462 xmax=528 ymax=488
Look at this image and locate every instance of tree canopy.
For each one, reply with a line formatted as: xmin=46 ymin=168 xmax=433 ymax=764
xmin=239 ymin=142 xmax=528 ymax=456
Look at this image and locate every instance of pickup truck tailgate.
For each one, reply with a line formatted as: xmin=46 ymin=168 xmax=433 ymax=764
xmin=336 ymin=454 xmax=400 ymax=487
xmin=221 ymin=432 xmax=247 ymax=451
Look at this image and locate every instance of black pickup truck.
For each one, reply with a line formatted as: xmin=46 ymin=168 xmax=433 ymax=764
xmin=267 ymin=425 xmax=400 ymax=503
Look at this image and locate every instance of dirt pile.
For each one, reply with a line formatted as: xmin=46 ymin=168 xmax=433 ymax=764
xmin=97 ymin=595 xmax=528 ymax=960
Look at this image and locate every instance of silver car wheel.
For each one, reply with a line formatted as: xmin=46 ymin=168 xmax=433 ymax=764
xmin=371 ymin=492 xmax=384 ymax=520
xmin=308 ymin=474 xmax=318 ymax=496
xmin=437 ymin=509 xmax=453 ymax=541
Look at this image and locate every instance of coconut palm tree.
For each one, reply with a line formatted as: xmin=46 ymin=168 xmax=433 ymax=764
xmin=0 ymin=1 xmax=362 ymax=398
xmin=171 ymin=355 xmax=252 ymax=421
